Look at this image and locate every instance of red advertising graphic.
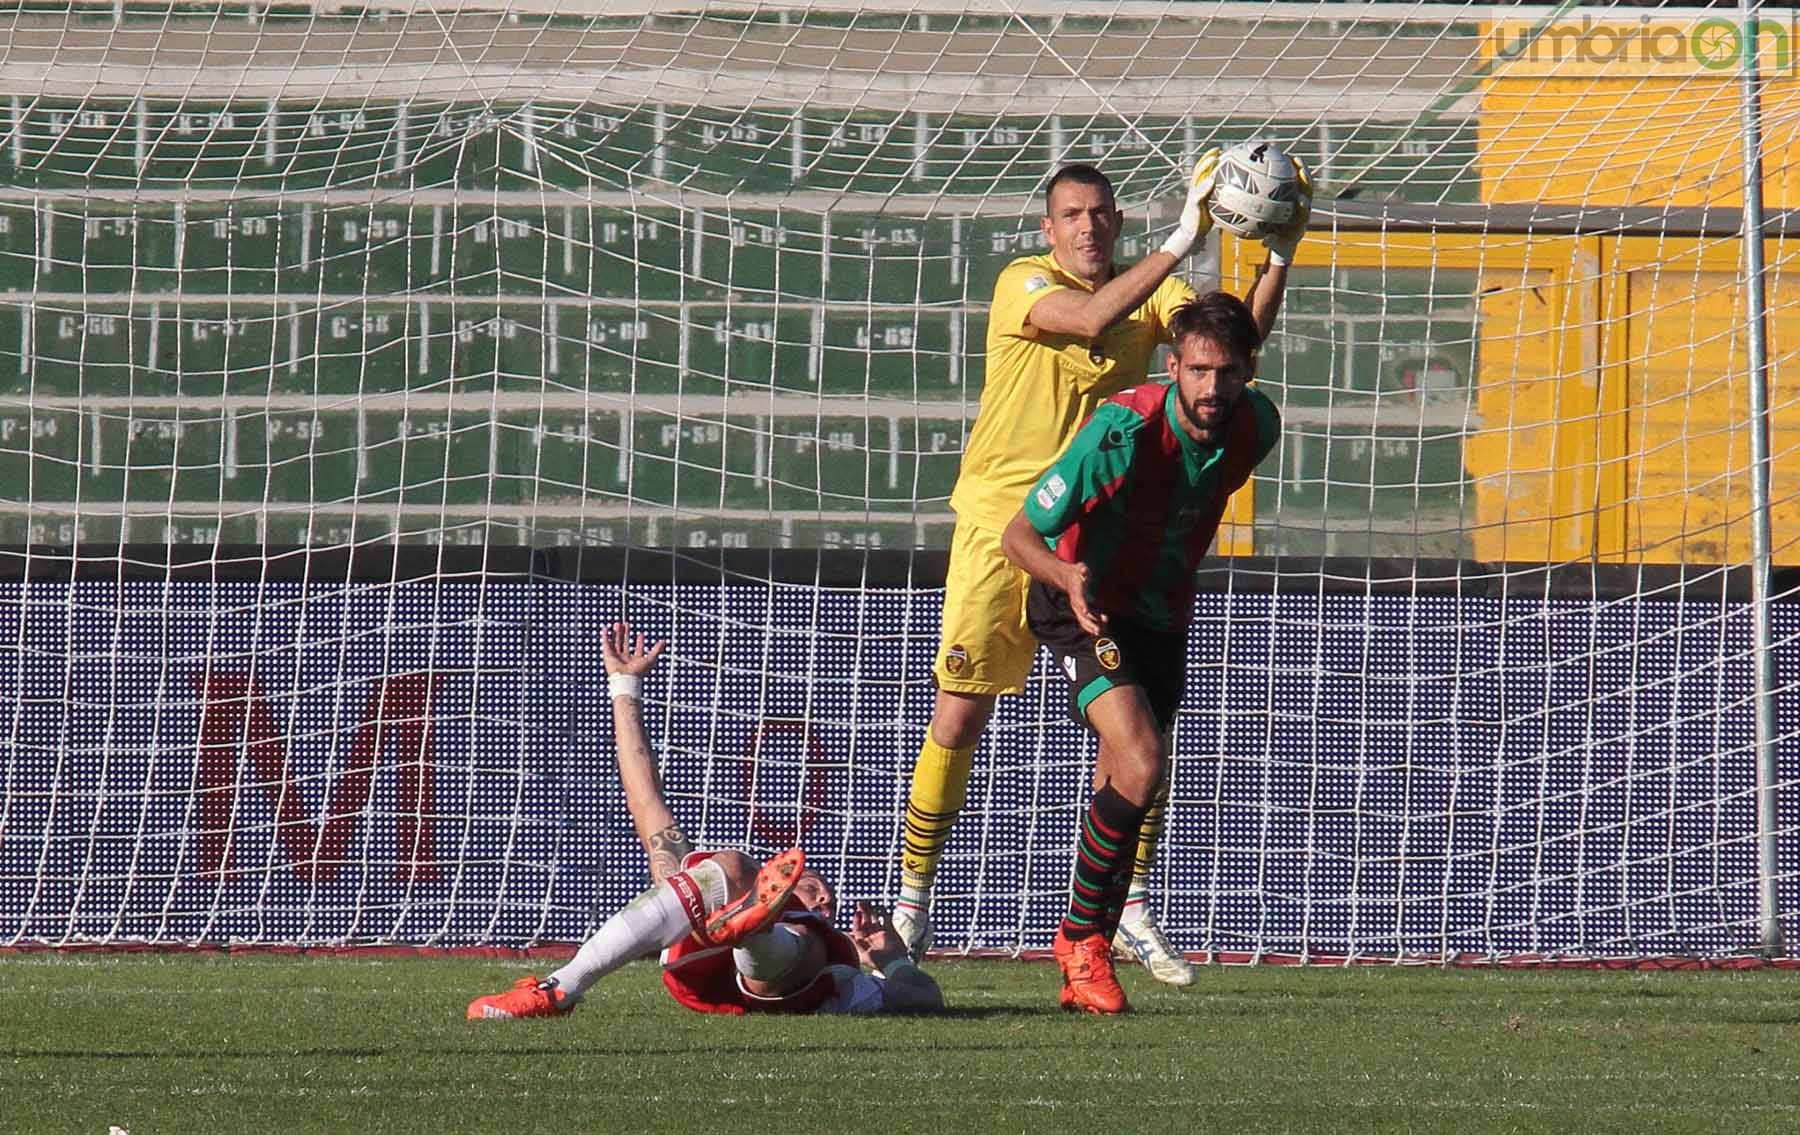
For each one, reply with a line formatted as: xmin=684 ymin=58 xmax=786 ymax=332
xmin=192 ymin=672 xmax=444 ymax=882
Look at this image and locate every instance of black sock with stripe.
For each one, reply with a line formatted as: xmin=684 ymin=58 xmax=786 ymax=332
xmin=1060 ymin=784 xmax=1149 ymax=942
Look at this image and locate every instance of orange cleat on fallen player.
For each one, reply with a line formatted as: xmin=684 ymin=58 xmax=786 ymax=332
xmin=702 ymin=847 xmax=807 ymax=947
xmin=467 ymin=976 xmax=571 ymax=1020
xmin=1053 ymin=930 xmax=1130 ymax=1015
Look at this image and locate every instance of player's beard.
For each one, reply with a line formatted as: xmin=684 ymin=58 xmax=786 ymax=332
xmin=1179 ymin=392 xmax=1234 ymax=443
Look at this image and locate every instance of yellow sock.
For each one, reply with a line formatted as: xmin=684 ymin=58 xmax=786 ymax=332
xmin=898 ymin=735 xmax=977 ymax=900
xmin=1124 ymin=771 xmax=1171 ymax=913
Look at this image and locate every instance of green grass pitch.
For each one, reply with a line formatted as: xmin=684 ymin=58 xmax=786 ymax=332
xmin=5 ymin=954 xmax=1798 ymax=1134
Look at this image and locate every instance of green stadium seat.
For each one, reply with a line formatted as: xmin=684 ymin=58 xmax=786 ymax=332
xmin=0 ymin=202 xmax=40 ymax=293
xmin=583 ymin=207 xmax=689 ymax=301
xmin=64 ymin=204 xmax=179 ymax=295
xmin=572 ymin=305 xmax=685 ymax=395
xmin=355 ymin=409 xmax=522 ymax=506
xmin=529 ymin=104 xmax=654 ymax=193
xmin=182 ymin=203 xmax=289 ymax=296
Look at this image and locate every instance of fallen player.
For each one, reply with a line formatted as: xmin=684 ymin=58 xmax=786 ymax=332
xmin=468 ymin=622 xmax=944 ymax=1017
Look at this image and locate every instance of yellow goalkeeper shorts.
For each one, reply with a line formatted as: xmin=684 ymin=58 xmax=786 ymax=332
xmin=933 ymin=519 xmax=1037 ymax=696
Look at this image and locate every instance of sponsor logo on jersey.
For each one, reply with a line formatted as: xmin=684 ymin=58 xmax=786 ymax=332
xmin=1024 ymin=274 xmax=1051 ymax=294
xmin=944 ymin=644 xmax=970 ymax=677
xmin=1035 ymin=472 xmax=1068 ymax=510
xmin=1094 ymin=637 xmax=1121 ymax=671
xmin=1062 ymin=656 xmax=1077 ymax=681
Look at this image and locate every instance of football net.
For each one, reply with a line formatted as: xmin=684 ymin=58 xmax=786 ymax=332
xmin=2 ymin=0 xmax=1797 ymax=959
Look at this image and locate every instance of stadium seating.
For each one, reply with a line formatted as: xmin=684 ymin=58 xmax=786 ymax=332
xmin=0 ymin=86 xmax=1477 ymax=550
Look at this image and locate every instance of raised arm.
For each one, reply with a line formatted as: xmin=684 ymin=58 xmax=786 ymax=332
xmin=1243 ymin=258 xmax=1290 ymax=345
xmin=601 ymin=622 xmax=694 ymax=885
xmin=1026 ymin=252 xmax=1186 ymax=341
xmin=1028 ymin=149 xmax=1222 ymax=342
xmin=1242 ymin=157 xmax=1313 ymax=344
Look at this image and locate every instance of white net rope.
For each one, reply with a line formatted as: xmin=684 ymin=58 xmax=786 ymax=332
xmin=1 ymin=1 xmax=1797 ymax=954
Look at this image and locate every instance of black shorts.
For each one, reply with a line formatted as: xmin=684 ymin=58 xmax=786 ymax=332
xmin=1025 ymin=582 xmax=1186 ymax=732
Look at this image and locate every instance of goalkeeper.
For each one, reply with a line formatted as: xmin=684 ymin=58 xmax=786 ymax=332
xmin=894 ymin=155 xmax=1310 ymax=982
xmin=469 ymin=623 xmax=943 ymax=1019
xmin=1002 ymin=291 xmax=1281 ymax=1013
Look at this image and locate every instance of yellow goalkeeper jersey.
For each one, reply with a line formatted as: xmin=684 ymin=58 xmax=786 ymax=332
xmin=949 ymin=252 xmax=1198 ymax=531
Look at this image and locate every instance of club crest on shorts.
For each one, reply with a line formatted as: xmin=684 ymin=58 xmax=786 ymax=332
xmin=1094 ymin=638 xmax=1121 ymax=671
xmin=944 ymin=644 xmax=970 ymax=677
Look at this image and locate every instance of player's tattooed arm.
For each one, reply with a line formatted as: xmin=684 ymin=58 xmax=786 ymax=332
xmin=604 ymin=622 xmax=691 ymax=880
xmin=645 ymin=823 xmax=696 ymax=885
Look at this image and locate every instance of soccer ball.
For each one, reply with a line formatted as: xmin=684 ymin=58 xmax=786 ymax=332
xmin=1208 ymin=140 xmax=1301 ymax=240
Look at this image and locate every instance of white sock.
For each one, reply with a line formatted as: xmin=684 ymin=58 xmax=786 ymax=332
xmin=733 ymin=923 xmax=807 ymax=985
xmin=1119 ymin=884 xmax=1151 ymax=926
xmin=550 ymin=859 xmax=729 ymax=1000
xmin=895 ymin=882 xmax=931 ymax=915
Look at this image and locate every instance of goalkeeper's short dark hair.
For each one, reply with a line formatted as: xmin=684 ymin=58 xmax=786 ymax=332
xmin=1169 ymin=292 xmax=1262 ymax=362
xmin=1043 ymin=164 xmax=1116 ymax=212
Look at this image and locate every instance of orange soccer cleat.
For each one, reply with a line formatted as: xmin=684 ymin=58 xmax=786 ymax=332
xmin=702 ymin=847 xmax=807 ymax=947
xmin=466 ymin=976 xmax=571 ymax=1020
xmin=1053 ymin=930 xmax=1131 ymax=1015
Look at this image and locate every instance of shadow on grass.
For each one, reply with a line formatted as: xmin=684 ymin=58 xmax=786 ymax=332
xmin=11 ymin=1035 xmax=1083 ymax=1063
xmin=11 ymin=1007 xmax=1090 ymax=1063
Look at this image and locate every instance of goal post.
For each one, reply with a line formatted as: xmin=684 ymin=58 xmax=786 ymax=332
xmin=0 ymin=1 xmax=1795 ymax=959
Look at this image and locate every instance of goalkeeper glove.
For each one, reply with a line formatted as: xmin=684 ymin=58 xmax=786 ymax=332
xmin=1263 ymin=158 xmax=1314 ymax=266
xmin=1158 ymin=147 xmax=1221 ymax=260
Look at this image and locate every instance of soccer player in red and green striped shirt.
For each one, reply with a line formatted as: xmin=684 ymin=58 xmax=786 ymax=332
xmin=1000 ymin=292 xmax=1280 ymax=1014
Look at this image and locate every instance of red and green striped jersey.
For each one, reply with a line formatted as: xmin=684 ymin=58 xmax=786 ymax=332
xmin=1022 ymin=380 xmax=1280 ymax=632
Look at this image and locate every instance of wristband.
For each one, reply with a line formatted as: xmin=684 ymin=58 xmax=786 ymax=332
xmin=879 ymin=956 xmax=918 ymax=980
xmin=1268 ymin=247 xmax=1293 ymax=268
xmin=1159 ymin=229 xmax=1196 ymax=260
xmin=607 ymin=672 xmax=643 ymax=701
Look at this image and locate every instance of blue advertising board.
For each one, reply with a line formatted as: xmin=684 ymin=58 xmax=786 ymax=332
xmin=1 ymin=576 xmax=1794 ymax=958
